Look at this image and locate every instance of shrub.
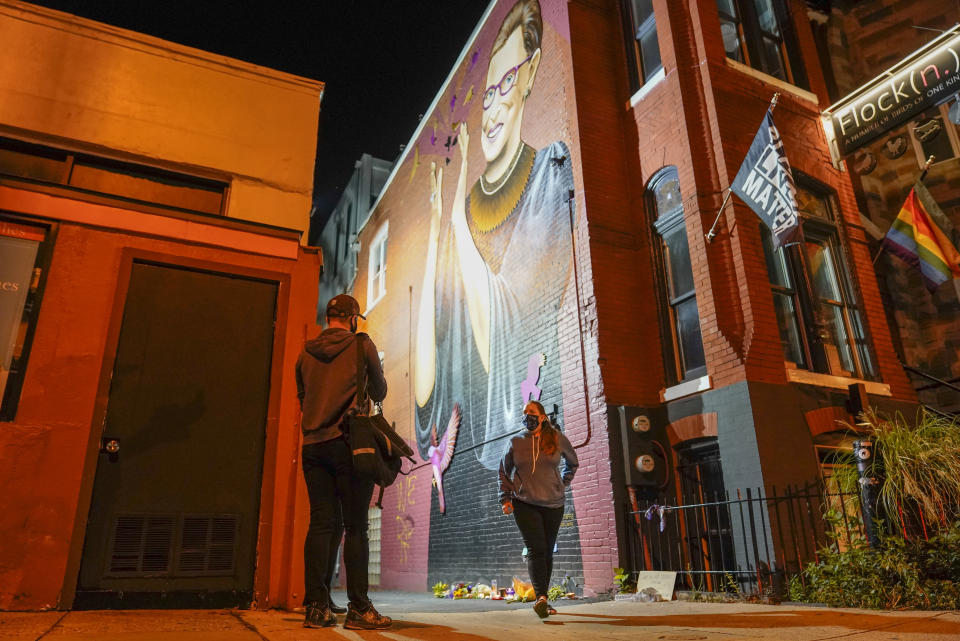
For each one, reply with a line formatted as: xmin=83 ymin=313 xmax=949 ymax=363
xmin=789 ymin=521 xmax=960 ymax=609
xmin=613 ymin=567 xmax=635 ymax=594
xmin=832 ymin=410 xmax=960 ymax=530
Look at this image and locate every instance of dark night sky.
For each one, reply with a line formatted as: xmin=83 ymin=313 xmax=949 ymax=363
xmin=27 ymin=0 xmax=489 ymax=235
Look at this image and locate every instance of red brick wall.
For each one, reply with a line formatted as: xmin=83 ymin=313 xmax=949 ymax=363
xmin=354 ymin=0 xmax=620 ymax=596
xmin=608 ymin=0 xmax=915 ymax=400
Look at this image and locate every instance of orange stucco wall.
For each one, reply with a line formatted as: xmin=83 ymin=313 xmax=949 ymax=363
xmin=0 ymin=1 xmax=323 ymax=610
xmin=0 ymin=0 xmax=322 ymax=233
xmin=0 ymin=189 xmax=321 ymax=610
xmin=0 ymin=189 xmax=320 ymax=610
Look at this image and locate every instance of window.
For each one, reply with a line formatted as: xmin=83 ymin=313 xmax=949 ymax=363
xmin=716 ymin=0 xmax=807 ymax=89
xmin=366 ymin=222 xmax=388 ymax=309
xmin=621 ymin=0 xmax=663 ymax=94
xmin=1 ymin=217 xmax=54 ymax=421
xmin=761 ymin=176 xmax=877 ymax=380
xmin=649 ymin=168 xmax=706 ymax=383
xmin=0 ymin=137 xmax=227 ymax=216
xmin=367 ymin=506 xmax=381 ymax=586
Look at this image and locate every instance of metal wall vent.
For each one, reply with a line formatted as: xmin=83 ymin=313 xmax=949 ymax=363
xmin=177 ymin=515 xmax=237 ymax=575
xmin=108 ymin=514 xmax=173 ymax=575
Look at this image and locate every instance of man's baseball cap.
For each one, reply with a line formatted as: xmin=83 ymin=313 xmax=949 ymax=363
xmin=326 ymin=294 xmax=365 ymax=319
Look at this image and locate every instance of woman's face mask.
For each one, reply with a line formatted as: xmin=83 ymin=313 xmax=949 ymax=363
xmin=523 ymin=413 xmax=540 ymax=431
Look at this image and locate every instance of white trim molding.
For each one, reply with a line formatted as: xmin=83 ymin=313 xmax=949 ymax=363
xmin=661 ymin=375 xmax=712 ymax=402
xmin=724 ymin=57 xmax=819 ymax=105
xmin=786 ymin=368 xmax=892 ymax=396
xmin=628 ymin=67 xmax=666 ymax=108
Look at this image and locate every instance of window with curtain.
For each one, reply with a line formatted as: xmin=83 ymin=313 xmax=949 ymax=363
xmin=620 ymin=0 xmax=663 ymax=94
xmin=716 ymin=0 xmax=807 ymax=89
xmin=761 ymin=175 xmax=877 ymax=380
xmin=649 ymin=168 xmax=706 ymax=383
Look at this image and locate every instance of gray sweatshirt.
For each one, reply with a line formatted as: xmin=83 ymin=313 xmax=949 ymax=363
xmin=498 ymin=428 xmax=579 ymax=509
xmin=295 ymin=329 xmax=386 ymax=445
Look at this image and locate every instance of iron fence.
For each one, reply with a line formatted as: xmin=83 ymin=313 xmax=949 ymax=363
xmin=623 ymin=482 xmax=866 ymax=596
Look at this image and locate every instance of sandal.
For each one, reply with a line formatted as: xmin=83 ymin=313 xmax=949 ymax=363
xmin=533 ymin=596 xmax=549 ymax=619
xmin=547 ymin=605 xmax=558 ymax=616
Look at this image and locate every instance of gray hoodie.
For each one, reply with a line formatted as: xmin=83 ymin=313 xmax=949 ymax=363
xmin=498 ymin=427 xmax=578 ymax=509
xmin=295 ymin=329 xmax=386 ymax=445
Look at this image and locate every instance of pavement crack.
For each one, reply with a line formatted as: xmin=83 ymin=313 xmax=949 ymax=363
xmin=33 ymin=611 xmax=69 ymax=641
xmin=229 ymin=609 xmax=271 ymax=641
xmin=812 ymin=611 xmax=950 ymax=640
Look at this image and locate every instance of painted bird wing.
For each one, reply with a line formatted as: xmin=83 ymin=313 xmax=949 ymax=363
xmin=438 ymin=403 xmax=461 ymax=471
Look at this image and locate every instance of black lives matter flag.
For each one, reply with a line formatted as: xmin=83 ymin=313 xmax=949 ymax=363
xmin=730 ymin=109 xmax=800 ymax=248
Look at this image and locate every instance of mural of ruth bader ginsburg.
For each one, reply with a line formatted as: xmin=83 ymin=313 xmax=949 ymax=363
xmin=414 ymin=0 xmax=574 ymax=482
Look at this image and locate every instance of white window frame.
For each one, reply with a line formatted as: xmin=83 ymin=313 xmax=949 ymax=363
xmin=366 ymin=221 xmax=388 ymax=312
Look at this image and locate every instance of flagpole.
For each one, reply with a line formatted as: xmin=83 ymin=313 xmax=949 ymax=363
xmin=872 ymin=154 xmax=935 ymax=264
xmin=705 ymin=93 xmax=780 ymax=243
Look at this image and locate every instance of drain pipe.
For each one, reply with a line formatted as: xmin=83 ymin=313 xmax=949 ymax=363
xmin=568 ymin=188 xmax=593 ymax=449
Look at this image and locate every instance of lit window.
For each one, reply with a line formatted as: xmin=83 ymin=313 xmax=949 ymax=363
xmin=649 ymin=168 xmax=706 ymax=383
xmin=366 ymin=222 xmax=388 ymax=309
xmin=716 ymin=0 xmax=807 ymax=88
xmin=0 ymin=218 xmax=52 ymax=421
xmin=620 ymin=0 xmax=663 ymax=94
xmin=761 ymin=176 xmax=876 ymax=379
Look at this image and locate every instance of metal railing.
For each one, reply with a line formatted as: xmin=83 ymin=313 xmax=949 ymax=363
xmin=624 ymin=482 xmax=866 ymax=596
xmin=903 ymin=365 xmax=960 ymax=419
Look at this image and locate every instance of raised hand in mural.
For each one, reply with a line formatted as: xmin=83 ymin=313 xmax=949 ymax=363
xmin=429 ymin=160 xmax=444 ymax=232
xmin=414 ymin=163 xmax=446 ymax=407
xmin=449 ymin=119 xmax=492 ymax=374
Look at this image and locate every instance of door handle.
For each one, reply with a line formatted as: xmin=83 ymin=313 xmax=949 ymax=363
xmin=100 ymin=437 xmax=120 ymax=462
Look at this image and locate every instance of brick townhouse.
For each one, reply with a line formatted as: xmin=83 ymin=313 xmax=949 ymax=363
xmin=341 ymin=0 xmax=921 ymax=596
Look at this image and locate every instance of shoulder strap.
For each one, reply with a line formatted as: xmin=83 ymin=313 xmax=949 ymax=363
xmin=354 ymin=334 xmax=369 ymax=414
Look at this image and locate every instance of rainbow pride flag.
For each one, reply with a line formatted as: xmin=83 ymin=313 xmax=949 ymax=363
xmin=882 ymin=181 xmax=960 ymax=292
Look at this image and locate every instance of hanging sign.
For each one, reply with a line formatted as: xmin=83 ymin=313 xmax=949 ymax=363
xmin=823 ymin=26 xmax=960 ymax=157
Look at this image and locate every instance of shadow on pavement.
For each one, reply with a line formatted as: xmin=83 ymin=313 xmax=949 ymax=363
xmin=542 ymin=610 xmax=958 ymax=634
xmin=301 ymin=619 xmax=501 ymax=640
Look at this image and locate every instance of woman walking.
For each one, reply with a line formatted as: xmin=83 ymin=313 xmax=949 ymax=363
xmin=499 ymin=400 xmax=578 ymax=618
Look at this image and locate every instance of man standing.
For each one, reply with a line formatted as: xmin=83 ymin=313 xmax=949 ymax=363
xmin=296 ymin=294 xmax=391 ymax=630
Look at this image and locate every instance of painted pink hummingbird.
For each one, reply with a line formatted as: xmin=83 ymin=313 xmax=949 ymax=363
xmin=428 ymin=403 xmax=461 ymax=513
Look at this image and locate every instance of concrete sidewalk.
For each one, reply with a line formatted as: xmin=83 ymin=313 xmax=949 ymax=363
xmin=3 ymin=593 xmax=960 ymax=640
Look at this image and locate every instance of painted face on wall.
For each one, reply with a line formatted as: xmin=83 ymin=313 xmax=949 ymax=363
xmin=481 ymin=27 xmax=537 ymax=180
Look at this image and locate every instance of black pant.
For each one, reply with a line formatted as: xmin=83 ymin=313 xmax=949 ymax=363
xmin=512 ymin=499 xmax=564 ymax=599
xmin=302 ymin=437 xmax=374 ymax=608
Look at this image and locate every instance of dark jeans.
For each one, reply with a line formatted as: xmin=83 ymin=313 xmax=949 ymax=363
xmin=512 ymin=499 xmax=564 ymax=599
xmin=302 ymin=437 xmax=374 ymax=609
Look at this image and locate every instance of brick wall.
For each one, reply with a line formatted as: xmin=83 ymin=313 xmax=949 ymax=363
xmin=350 ymin=0 xmax=617 ymax=596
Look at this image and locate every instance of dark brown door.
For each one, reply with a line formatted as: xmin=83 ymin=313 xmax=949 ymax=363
xmin=76 ymin=261 xmax=277 ymax=608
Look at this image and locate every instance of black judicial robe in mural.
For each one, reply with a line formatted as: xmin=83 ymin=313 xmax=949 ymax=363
xmin=416 ymin=140 xmax=575 ymax=471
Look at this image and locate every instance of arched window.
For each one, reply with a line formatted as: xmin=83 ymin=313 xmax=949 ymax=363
xmin=649 ymin=168 xmax=706 ymax=383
